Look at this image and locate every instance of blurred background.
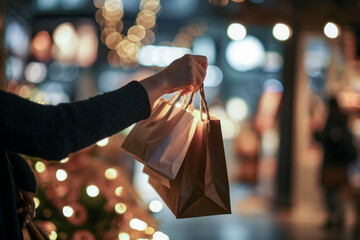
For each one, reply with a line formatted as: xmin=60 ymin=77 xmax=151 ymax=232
xmin=3 ymin=0 xmax=360 ymax=239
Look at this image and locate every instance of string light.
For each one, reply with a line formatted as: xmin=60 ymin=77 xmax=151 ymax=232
xmin=30 ymin=138 xmax=159 ymax=239
xmin=56 ymin=169 xmax=68 ymax=181
xmin=94 ymin=0 xmax=161 ymax=67
xmin=49 ymin=231 xmax=58 ymax=240
xmin=63 ymin=206 xmax=74 ymax=217
xmin=129 ymin=218 xmax=148 ymax=231
xmin=60 ymin=157 xmax=69 ymax=163
xmin=118 ymin=232 xmax=130 ymax=240
xmin=145 ymin=227 xmax=155 ymax=235
xmin=105 ymin=168 xmax=118 ymax=179
xmin=35 ymin=161 xmax=46 ymax=173
xmin=96 ymin=137 xmax=109 ymax=147
xmin=86 ymin=185 xmax=100 ymax=197
xmin=115 ymin=203 xmax=127 ymax=214
xmin=115 ymin=186 xmax=124 ymax=197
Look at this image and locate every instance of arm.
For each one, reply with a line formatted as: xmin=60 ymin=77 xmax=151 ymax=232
xmin=0 ymin=54 xmax=207 ymax=160
xmin=1 ymin=81 xmax=151 ymax=160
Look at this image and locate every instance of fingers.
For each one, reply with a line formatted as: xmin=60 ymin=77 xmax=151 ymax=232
xmin=156 ymin=54 xmax=208 ymax=95
xmin=192 ymin=55 xmax=208 ymax=70
xmin=191 ymin=57 xmax=207 ymax=91
xmin=194 ymin=66 xmax=204 ymax=89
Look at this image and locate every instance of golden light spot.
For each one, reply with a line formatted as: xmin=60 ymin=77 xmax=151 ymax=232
xmin=35 ymin=161 xmax=46 ymax=173
xmin=105 ymin=168 xmax=118 ymax=180
xmin=115 ymin=203 xmax=127 ymax=214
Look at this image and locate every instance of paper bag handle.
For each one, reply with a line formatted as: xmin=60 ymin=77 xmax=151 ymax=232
xmin=146 ymin=91 xmax=195 ymax=127
xmin=199 ymin=84 xmax=210 ymax=122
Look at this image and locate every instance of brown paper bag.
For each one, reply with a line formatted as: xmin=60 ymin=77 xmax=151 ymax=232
xmin=143 ymin=165 xmax=170 ymax=188
xmin=122 ymin=93 xmax=197 ymax=179
xmin=148 ymin=87 xmax=231 ymax=218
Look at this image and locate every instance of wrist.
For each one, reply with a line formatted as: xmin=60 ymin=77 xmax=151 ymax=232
xmin=139 ymin=75 xmax=168 ymax=108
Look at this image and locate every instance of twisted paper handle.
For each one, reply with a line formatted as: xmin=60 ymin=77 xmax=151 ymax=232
xmin=199 ymin=84 xmax=210 ymax=122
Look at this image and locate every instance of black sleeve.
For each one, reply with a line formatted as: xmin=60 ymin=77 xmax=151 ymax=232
xmin=7 ymin=152 xmax=36 ymax=193
xmin=0 ymin=81 xmax=151 ymax=160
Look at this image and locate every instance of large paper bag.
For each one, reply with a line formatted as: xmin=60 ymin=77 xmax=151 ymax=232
xmin=122 ymin=94 xmax=197 ymax=179
xmin=148 ymin=109 xmax=231 ymax=218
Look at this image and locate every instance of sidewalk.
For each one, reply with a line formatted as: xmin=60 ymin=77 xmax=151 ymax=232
xmin=154 ymin=183 xmax=360 ymax=240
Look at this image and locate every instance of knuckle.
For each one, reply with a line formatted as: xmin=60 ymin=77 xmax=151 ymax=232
xmin=184 ymin=54 xmax=192 ymax=61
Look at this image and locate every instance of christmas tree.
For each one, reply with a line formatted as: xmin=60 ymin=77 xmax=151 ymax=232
xmin=28 ymin=134 xmax=161 ymax=240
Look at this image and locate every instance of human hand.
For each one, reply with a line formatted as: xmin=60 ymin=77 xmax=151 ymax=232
xmin=140 ymin=54 xmax=207 ymax=107
xmin=156 ymin=54 xmax=208 ymax=94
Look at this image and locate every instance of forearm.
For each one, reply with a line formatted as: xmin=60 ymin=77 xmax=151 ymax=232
xmin=0 ymin=81 xmax=151 ymax=160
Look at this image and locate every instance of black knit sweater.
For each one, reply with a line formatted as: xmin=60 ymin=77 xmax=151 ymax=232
xmin=0 ymin=81 xmax=151 ymax=239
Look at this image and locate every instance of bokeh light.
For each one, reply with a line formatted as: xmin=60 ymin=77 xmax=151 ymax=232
xmin=76 ymin=24 xmax=98 ymax=67
xmin=96 ymin=138 xmax=109 ymax=147
xmin=86 ymin=185 xmax=100 ymax=197
xmin=35 ymin=161 xmax=46 ymax=173
xmin=60 ymin=157 xmax=69 ymax=163
xmin=227 ymin=23 xmax=247 ymax=40
xmin=323 ymin=22 xmax=341 ymax=39
xmin=226 ymin=97 xmax=249 ymax=121
xmin=115 ymin=203 xmax=127 ymax=214
xmin=31 ymin=31 xmax=52 ymax=62
xmin=129 ymin=218 xmax=148 ymax=231
xmin=115 ymin=186 xmax=124 ymax=197
xmin=25 ymin=62 xmax=47 ymax=83
xmin=33 ymin=197 xmax=40 ymax=209
xmin=225 ymin=36 xmax=265 ymax=71
xmin=62 ymin=206 xmax=74 ymax=217
xmin=149 ymin=200 xmax=163 ymax=213
xmin=272 ymin=23 xmax=292 ymax=41
xmin=49 ymin=231 xmax=58 ymax=240
xmin=118 ymin=232 xmax=130 ymax=240
xmin=153 ymin=231 xmax=170 ymax=240
xmin=204 ymin=65 xmax=223 ymax=87
xmin=53 ymin=22 xmax=79 ymax=62
xmin=137 ymin=45 xmax=191 ymax=67
xmin=105 ymin=168 xmax=118 ymax=180
xmin=5 ymin=21 xmax=30 ymax=58
xmin=145 ymin=227 xmax=155 ymax=235
xmin=56 ymin=169 xmax=68 ymax=181
xmin=6 ymin=56 xmax=25 ymax=81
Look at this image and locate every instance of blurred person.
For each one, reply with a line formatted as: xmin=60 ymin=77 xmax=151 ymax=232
xmin=0 ymin=6 xmax=207 ymax=239
xmin=313 ymin=97 xmax=357 ymax=230
xmin=233 ymin=122 xmax=260 ymax=185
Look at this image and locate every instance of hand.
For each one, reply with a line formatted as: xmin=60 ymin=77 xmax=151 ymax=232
xmin=140 ymin=54 xmax=207 ymax=107
xmin=156 ymin=54 xmax=208 ymax=94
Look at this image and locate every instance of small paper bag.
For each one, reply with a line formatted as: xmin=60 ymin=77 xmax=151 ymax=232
xmin=122 ymin=93 xmax=197 ymax=179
